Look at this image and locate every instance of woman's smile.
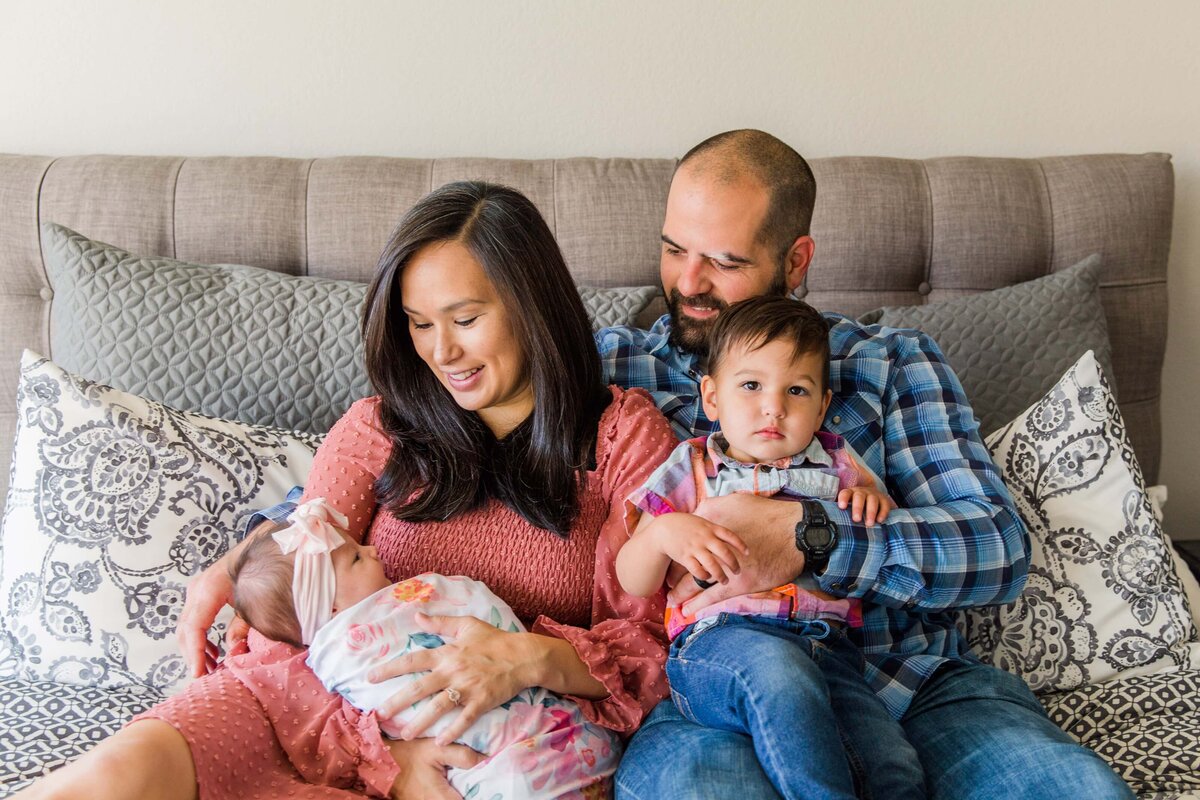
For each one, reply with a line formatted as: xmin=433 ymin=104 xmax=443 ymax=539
xmin=402 ymin=240 xmax=534 ymax=438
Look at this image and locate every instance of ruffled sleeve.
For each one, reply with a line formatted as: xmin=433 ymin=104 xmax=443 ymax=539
xmin=299 ymin=396 xmax=392 ymax=543
xmin=225 ymin=631 xmax=400 ymax=797
xmin=533 ymin=387 xmax=679 ymax=734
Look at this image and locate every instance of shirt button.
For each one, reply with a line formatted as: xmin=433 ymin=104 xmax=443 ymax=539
xmin=832 ymin=415 xmax=841 ymax=425
xmin=831 ymin=583 xmax=842 ymax=590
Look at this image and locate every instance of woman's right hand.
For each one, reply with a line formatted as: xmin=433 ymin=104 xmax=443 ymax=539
xmin=386 ymin=737 xmax=484 ymax=800
xmin=176 ymin=559 xmax=234 ymax=677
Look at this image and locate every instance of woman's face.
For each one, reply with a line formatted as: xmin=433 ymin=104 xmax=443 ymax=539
xmin=401 ymin=240 xmax=534 ymax=438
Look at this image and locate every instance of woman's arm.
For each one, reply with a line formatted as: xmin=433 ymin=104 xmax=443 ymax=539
xmin=177 ymin=519 xmax=278 ymax=676
xmin=369 ymin=614 xmax=608 ymax=746
xmin=176 ymin=397 xmax=392 ymax=674
xmin=533 ymin=388 xmax=681 ymax=733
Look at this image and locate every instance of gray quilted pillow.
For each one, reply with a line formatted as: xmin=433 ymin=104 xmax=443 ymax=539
xmin=857 ymin=255 xmax=1112 ymax=438
xmin=43 ymin=223 xmax=370 ymax=434
xmin=579 ymin=286 xmax=659 ymax=332
xmin=41 ymin=223 xmax=660 ymax=433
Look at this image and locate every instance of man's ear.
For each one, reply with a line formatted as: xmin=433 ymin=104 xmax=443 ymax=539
xmin=700 ymin=374 xmax=720 ymax=422
xmin=783 ymin=235 xmax=816 ymax=294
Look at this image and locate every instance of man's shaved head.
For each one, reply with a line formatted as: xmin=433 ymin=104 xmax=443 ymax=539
xmin=677 ymin=130 xmax=816 ymax=265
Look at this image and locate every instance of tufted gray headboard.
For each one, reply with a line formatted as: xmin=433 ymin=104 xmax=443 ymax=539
xmin=0 ymin=153 xmax=1174 ymax=507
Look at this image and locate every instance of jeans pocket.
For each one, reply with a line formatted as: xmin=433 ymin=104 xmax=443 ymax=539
xmin=669 ymin=686 xmax=699 ymax=725
xmin=672 ymin=616 xmax=727 ymax=660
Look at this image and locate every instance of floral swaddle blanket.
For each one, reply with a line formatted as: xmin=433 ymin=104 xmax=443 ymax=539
xmin=306 ymin=573 xmax=619 ymax=799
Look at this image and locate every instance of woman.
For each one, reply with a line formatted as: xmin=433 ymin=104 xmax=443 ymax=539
xmin=20 ymin=182 xmax=677 ymax=800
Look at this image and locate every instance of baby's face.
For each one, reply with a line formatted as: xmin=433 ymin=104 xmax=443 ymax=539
xmin=330 ymin=532 xmax=390 ymax=613
xmin=701 ymin=338 xmax=832 ymax=464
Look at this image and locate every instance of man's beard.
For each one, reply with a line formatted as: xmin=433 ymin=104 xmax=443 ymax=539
xmin=666 ymin=290 xmax=728 ymax=358
xmin=666 ymin=271 xmax=791 ymax=358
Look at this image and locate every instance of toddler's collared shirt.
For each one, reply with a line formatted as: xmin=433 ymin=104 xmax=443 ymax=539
xmin=627 ymin=431 xmax=868 ymax=639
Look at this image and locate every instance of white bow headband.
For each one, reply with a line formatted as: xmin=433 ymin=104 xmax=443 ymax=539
xmin=272 ymin=498 xmax=350 ymax=645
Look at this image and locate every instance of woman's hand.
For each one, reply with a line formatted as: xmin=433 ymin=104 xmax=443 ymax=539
xmin=386 ymin=737 xmax=483 ymax=800
xmin=176 ymin=560 xmax=235 ymax=677
xmin=372 ymin=613 xmax=539 ymax=745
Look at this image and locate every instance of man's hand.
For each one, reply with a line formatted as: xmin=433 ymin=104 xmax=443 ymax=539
xmin=667 ymin=493 xmax=806 ymax=615
xmin=386 ymin=737 xmax=484 ymax=800
xmin=837 ymin=486 xmax=893 ymax=526
xmin=651 ymin=512 xmax=748 ymax=586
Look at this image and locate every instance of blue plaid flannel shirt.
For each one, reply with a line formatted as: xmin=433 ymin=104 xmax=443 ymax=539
xmin=596 ymin=313 xmax=1030 ymax=718
xmin=252 ymin=312 xmax=1028 ymax=718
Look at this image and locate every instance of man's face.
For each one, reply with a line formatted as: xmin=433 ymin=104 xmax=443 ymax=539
xmin=660 ymin=166 xmax=800 ymax=357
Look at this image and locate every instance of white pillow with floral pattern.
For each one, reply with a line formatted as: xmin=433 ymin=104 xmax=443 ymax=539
xmin=0 ymin=351 xmax=320 ymax=697
xmin=961 ymin=350 xmax=1200 ymax=693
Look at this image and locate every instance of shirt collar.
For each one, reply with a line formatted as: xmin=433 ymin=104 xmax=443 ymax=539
xmin=647 ymin=314 xmax=704 ymax=375
xmin=705 ymin=431 xmax=835 ymax=471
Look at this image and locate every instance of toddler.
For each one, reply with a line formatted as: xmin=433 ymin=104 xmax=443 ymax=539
xmin=229 ymin=499 xmax=618 ymax=800
xmin=616 ymin=296 xmax=925 ymax=800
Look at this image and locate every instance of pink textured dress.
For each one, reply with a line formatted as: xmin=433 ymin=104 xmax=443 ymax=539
xmin=135 ymin=386 xmax=676 ymax=799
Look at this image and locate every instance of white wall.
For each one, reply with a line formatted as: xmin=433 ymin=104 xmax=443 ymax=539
xmin=3 ymin=1 xmax=1198 ymax=533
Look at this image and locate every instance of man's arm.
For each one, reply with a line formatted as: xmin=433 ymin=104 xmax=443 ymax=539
xmin=814 ymin=331 xmax=1028 ymax=611
xmin=673 ymin=332 xmax=1028 ymax=614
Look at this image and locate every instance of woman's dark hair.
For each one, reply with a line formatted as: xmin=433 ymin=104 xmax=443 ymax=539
xmin=361 ymin=181 xmax=610 ymax=537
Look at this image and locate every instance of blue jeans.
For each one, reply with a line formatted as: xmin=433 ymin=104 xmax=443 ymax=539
xmin=618 ymin=654 xmax=1134 ymax=800
xmin=663 ymin=614 xmax=923 ymax=800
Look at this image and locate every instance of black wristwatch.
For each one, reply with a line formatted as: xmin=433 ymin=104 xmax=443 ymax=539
xmin=795 ymin=499 xmax=838 ymax=573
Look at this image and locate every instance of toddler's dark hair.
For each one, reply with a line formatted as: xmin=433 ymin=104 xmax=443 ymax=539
xmin=228 ymin=529 xmax=304 ymax=647
xmin=707 ymin=296 xmax=831 ymax=391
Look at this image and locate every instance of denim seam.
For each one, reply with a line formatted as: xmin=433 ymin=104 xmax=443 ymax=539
xmin=837 ymin=725 xmax=871 ymax=799
xmin=679 ymin=656 xmax=797 ymax=797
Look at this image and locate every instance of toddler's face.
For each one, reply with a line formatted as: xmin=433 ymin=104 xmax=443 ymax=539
xmin=701 ymin=338 xmax=832 ymax=464
xmin=330 ymin=532 xmax=390 ymax=613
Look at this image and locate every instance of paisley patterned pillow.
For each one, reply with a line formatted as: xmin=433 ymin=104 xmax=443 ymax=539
xmin=961 ymin=350 xmax=1200 ymax=693
xmin=0 ymin=352 xmax=320 ymax=697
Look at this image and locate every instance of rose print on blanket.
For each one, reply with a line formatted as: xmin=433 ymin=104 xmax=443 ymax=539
xmin=308 ymin=573 xmax=622 ymax=800
xmin=512 ymin=710 xmax=616 ymax=796
xmin=388 ymin=577 xmax=436 ymax=604
xmin=344 ymin=622 xmax=391 ymax=660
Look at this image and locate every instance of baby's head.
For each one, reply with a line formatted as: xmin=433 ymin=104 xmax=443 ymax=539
xmin=701 ymin=296 xmax=832 ymax=464
xmin=229 ymin=525 xmax=389 ymax=647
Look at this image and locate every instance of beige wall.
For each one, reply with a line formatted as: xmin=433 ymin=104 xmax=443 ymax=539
xmin=2 ymin=0 xmax=1199 ymax=534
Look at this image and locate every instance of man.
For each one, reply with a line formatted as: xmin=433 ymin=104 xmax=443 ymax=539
xmin=603 ymin=130 xmax=1131 ymax=799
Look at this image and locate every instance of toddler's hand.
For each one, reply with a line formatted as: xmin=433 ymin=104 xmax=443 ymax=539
xmin=654 ymin=513 xmax=749 ymax=586
xmin=836 ymin=487 xmax=894 ymax=526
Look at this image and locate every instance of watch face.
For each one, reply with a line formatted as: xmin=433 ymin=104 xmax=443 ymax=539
xmin=806 ymin=526 xmax=834 ymax=550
